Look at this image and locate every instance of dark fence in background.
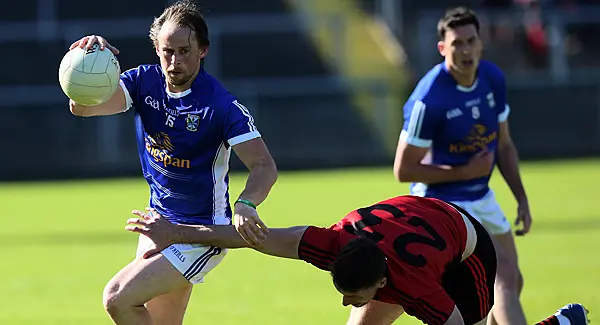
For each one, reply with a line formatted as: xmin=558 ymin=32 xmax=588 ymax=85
xmin=2 ymin=0 xmax=598 ymax=182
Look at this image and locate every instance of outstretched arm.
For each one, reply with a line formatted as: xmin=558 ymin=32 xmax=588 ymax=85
xmin=126 ymin=209 xmax=307 ymax=259
xmin=168 ymin=223 xmax=308 ymax=259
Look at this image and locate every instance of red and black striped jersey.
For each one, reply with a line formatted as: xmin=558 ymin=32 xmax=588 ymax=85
xmin=298 ymin=195 xmax=468 ymax=325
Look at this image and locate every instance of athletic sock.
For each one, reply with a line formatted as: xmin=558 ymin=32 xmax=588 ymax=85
xmin=535 ymin=315 xmax=571 ymax=325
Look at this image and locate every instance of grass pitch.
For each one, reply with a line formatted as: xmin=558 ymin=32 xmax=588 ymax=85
xmin=1 ymin=159 xmax=598 ymax=324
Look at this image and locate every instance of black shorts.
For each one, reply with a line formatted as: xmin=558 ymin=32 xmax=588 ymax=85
xmin=442 ymin=202 xmax=497 ymax=325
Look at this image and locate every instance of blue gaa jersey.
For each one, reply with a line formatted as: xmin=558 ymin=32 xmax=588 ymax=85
xmin=119 ymin=64 xmax=261 ymax=225
xmin=401 ymin=60 xmax=510 ymax=202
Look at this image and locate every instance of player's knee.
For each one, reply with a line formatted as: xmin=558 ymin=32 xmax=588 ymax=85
xmin=103 ymin=286 xmax=119 ymax=316
xmin=103 ymin=281 xmax=122 ymax=315
xmin=102 ymin=279 xmax=138 ymax=316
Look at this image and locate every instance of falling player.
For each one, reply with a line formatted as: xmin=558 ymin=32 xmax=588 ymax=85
xmin=67 ymin=1 xmax=277 ymax=324
xmin=393 ymin=7 xmax=531 ymax=325
xmin=125 ymin=195 xmax=589 ymax=325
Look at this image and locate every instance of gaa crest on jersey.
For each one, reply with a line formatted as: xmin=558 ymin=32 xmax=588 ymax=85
xmin=486 ymin=93 xmax=496 ymax=108
xmin=186 ymin=114 xmax=200 ymax=132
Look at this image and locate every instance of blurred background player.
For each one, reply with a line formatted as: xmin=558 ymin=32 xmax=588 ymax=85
xmin=68 ymin=1 xmax=278 ymax=324
xmin=393 ymin=7 xmax=531 ymax=325
xmin=124 ymin=196 xmax=589 ymax=325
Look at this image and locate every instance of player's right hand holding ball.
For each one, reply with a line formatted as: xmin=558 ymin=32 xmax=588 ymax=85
xmin=64 ymin=35 xmax=123 ymax=112
xmin=69 ymin=35 xmax=120 ymax=55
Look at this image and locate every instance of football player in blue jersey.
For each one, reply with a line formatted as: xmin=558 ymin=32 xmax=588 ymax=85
xmin=68 ymin=1 xmax=278 ymax=324
xmin=393 ymin=7 xmax=531 ymax=325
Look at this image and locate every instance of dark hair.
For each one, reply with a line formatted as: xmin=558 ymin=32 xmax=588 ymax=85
xmin=437 ymin=7 xmax=480 ymax=41
xmin=329 ymin=237 xmax=387 ymax=292
xmin=149 ymin=0 xmax=210 ymax=48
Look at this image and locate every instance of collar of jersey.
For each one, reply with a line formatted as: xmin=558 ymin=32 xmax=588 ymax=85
xmin=455 ymin=79 xmax=478 ymax=92
xmin=165 ymin=67 xmax=208 ymax=99
xmin=441 ymin=62 xmax=479 ymax=93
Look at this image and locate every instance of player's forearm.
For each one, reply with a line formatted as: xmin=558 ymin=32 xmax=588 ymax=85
xmin=237 ymin=157 xmax=278 ymax=206
xmin=69 ymin=86 xmax=127 ymax=117
xmin=171 ymin=224 xmax=306 ymax=260
xmin=396 ymin=163 xmax=468 ymax=184
xmin=70 ymin=100 xmax=98 ymax=116
xmin=170 ymin=224 xmax=250 ymax=248
xmin=497 ymin=143 xmax=528 ymax=203
xmin=70 ymin=100 xmax=120 ymax=117
xmin=252 ymin=226 xmax=307 ymax=259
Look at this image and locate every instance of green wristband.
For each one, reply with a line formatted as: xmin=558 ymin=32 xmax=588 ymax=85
xmin=235 ymin=199 xmax=257 ymax=209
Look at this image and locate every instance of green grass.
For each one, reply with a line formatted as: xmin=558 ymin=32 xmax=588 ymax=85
xmin=1 ymin=159 xmax=598 ymax=324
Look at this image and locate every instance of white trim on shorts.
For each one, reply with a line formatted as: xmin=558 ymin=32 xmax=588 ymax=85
xmin=136 ymin=235 xmax=227 ymax=284
xmin=450 ymin=189 xmax=511 ymax=235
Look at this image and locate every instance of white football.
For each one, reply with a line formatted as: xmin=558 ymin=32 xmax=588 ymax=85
xmin=58 ymin=43 xmax=121 ymax=106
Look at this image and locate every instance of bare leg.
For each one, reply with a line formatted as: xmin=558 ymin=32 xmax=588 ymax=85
xmin=103 ymin=255 xmax=191 ymax=325
xmin=487 ymin=232 xmax=526 ymax=325
xmin=145 ymin=284 xmax=193 ymax=325
xmin=346 ymin=300 xmax=405 ymax=325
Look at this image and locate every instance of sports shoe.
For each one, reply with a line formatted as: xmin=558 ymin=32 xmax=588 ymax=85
xmin=557 ymin=303 xmax=590 ymax=325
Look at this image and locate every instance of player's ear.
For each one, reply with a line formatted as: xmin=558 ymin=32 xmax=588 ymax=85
xmin=437 ymin=41 xmax=445 ymax=57
xmin=199 ymin=46 xmax=209 ymax=59
xmin=378 ymin=277 xmax=387 ymax=289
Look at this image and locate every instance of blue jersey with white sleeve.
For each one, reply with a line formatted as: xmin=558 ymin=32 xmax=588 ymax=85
xmin=401 ymin=60 xmax=510 ymax=202
xmin=120 ymin=65 xmax=260 ymax=225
